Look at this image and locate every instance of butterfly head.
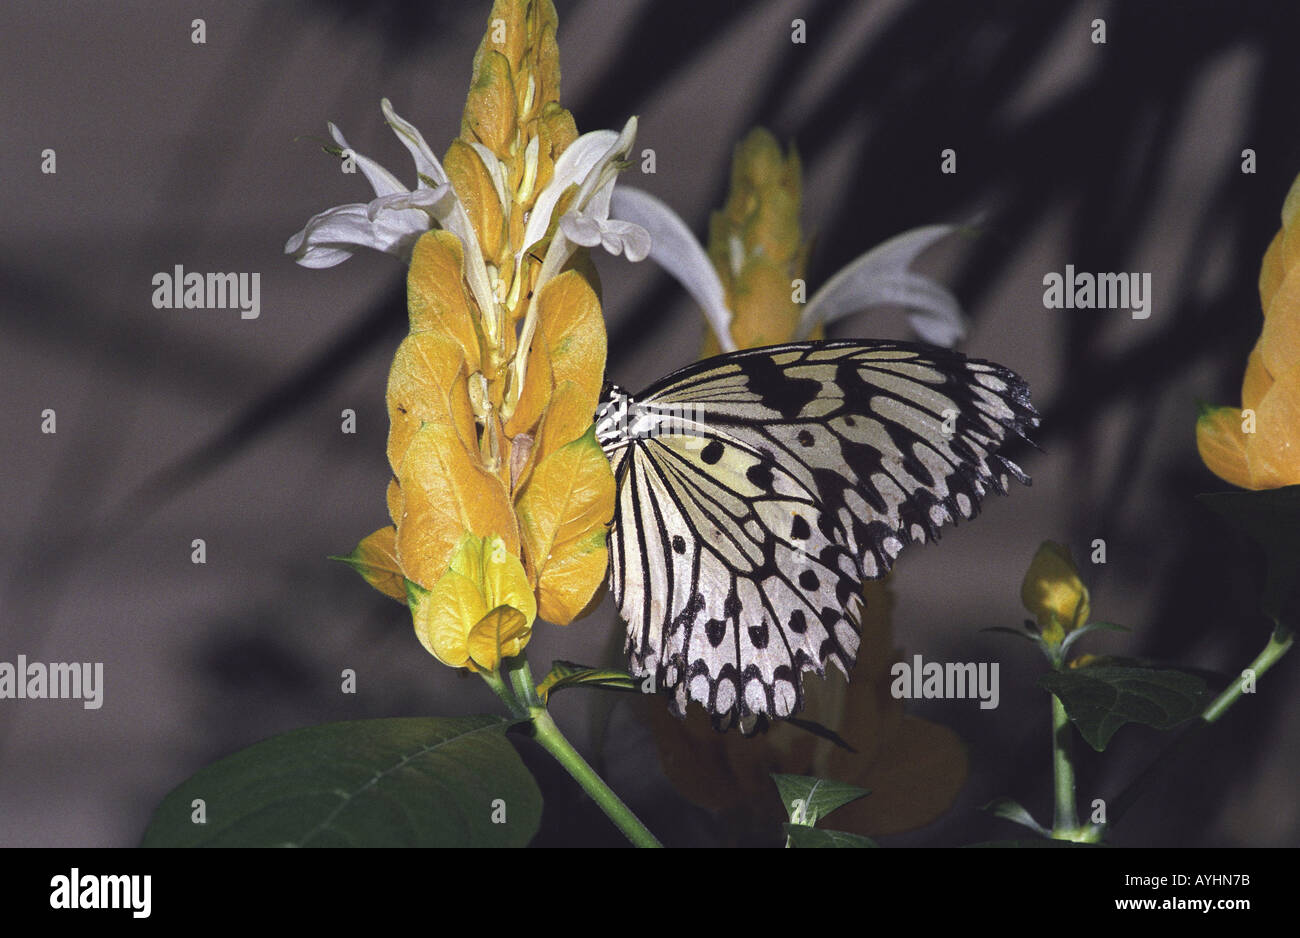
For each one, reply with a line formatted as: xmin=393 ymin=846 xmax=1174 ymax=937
xmin=594 ymin=383 xmax=633 ymax=450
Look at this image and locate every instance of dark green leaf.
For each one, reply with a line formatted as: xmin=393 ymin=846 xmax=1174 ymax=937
xmin=1199 ymin=486 xmax=1300 ymax=621
xmin=536 ymin=660 xmax=639 ymax=702
xmin=1039 ymin=666 xmax=1209 ymax=751
xmin=771 ymin=774 xmax=870 ymax=826
xmin=783 ymin=824 xmax=878 ymax=848
xmin=786 ymin=717 xmax=857 ymax=752
xmin=141 ymin=716 xmax=540 ymax=847
xmin=981 ymin=798 xmax=1051 ymax=837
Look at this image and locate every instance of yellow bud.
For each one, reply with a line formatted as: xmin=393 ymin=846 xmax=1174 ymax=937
xmin=1020 ymin=542 xmax=1090 ymax=639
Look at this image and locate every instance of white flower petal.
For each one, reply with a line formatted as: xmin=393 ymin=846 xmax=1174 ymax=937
xmin=575 ymin=116 xmax=638 ymax=208
xmin=365 ymin=185 xmax=449 ymax=222
xmin=604 ymin=219 xmax=651 ymax=262
xmin=609 ymin=186 xmax=736 ymax=352
xmin=285 ymin=202 xmax=430 ymax=268
xmin=327 ymin=122 xmax=407 ymax=198
xmin=558 ymin=213 xmax=603 ymax=247
xmin=522 ymin=129 xmax=619 ymax=254
xmin=381 ymin=98 xmax=448 ymax=187
xmin=559 ymin=213 xmax=651 ymax=262
xmin=800 ymin=224 xmax=968 ymax=346
xmin=379 ymin=99 xmax=497 ymax=335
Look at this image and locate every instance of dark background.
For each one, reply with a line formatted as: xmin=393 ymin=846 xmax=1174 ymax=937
xmin=2 ymin=0 xmax=1297 ymax=847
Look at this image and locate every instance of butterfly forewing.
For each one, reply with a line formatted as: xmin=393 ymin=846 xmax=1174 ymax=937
xmin=597 ymin=339 xmax=1037 ymax=732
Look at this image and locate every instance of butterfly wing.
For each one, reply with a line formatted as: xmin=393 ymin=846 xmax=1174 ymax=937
xmin=597 ymin=339 xmax=1038 ymax=731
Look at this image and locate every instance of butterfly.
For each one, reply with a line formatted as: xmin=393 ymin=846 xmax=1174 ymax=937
xmin=594 ymin=339 xmax=1038 ymax=733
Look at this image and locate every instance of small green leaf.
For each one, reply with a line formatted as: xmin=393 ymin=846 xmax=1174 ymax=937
xmin=141 ymin=716 xmax=541 ymax=847
xmin=981 ymin=625 xmax=1042 ymax=645
xmin=1199 ymin=486 xmax=1300 ymax=621
xmin=981 ymin=798 xmax=1051 ymax=837
xmin=535 ymin=660 xmax=639 ymax=703
xmin=1060 ymin=621 xmax=1130 ymax=657
xmin=783 ymin=824 xmax=878 ymax=848
xmin=1039 ymin=666 xmax=1209 ymax=751
xmin=771 ymin=774 xmax=870 ymax=826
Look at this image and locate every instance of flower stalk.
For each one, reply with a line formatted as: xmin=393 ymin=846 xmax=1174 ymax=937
xmin=527 ymin=706 xmax=662 ymax=847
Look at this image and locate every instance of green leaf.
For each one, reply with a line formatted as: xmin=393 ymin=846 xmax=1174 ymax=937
xmin=1199 ymin=486 xmax=1300 ymax=621
xmin=783 ymin=824 xmax=878 ymax=848
xmin=535 ymin=660 xmax=639 ymax=703
xmin=1039 ymin=666 xmax=1209 ymax=751
xmin=981 ymin=798 xmax=1051 ymax=837
xmin=141 ymin=716 xmax=541 ymax=847
xmin=964 ymin=839 xmax=1102 ymax=848
xmin=1060 ymin=621 xmax=1130 ymax=657
xmin=771 ymin=774 xmax=870 ymax=826
xmin=981 ymin=624 xmax=1042 ymax=645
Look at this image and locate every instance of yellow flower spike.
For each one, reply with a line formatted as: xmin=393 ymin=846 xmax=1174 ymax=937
xmin=1020 ymin=542 xmax=1091 ymax=643
xmin=462 ymin=51 xmax=517 ymax=158
xmin=703 ymin=128 xmax=806 ymax=355
xmin=1259 ymin=230 xmax=1284 ymax=312
xmin=1196 ymin=405 xmax=1254 ymax=490
xmin=515 ymin=427 xmax=615 ymax=623
xmin=1245 ymin=361 xmax=1300 ymax=488
xmin=1199 ymin=168 xmax=1300 ymax=489
xmin=386 ymin=478 xmax=402 ymax=526
xmin=444 ymin=140 xmax=508 ymax=263
xmin=502 ymin=339 xmax=553 ymax=445
xmin=532 ymin=269 xmax=606 ymax=411
xmin=411 ymin=533 xmax=536 ymax=671
xmin=396 ymin=422 xmax=520 ymax=589
xmin=1242 ymin=340 xmax=1273 ymax=412
xmin=386 ymin=332 xmax=478 ymax=476
xmin=406 ymin=232 xmax=483 ymax=372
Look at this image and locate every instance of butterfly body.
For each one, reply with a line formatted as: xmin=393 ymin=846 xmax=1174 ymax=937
xmin=598 ymin=340 xmax=1038 ymax=732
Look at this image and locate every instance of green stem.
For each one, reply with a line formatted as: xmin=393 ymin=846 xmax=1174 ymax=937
xmin=528 ymin=706 xmax=662 ymax=848
xmin=480 ymin=669 xmax=526 ymax=719
xmin=1202 ymin=625 xmax=1293 ymax=723
xmin=1050 ymin=691 xmax=1081 ymax=837
xmin=503 ymin=655 xmax=541 ymax=710
xmin=1084 ymin=623 xmax=1294 ymax=840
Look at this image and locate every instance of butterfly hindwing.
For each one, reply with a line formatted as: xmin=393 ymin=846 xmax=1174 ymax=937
xmin=595 ymin=339 xmax=1038 ymax=732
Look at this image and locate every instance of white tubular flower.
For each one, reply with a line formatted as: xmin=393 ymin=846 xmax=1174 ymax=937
xmin=511 ymin=117 xmax=649 ymax=392
xmin=607 ymin=189 xmax=970 ymax=350
xmin=609 ymin=186 xmax=737 ymax=352
xmin=798 ymin=224 xmax=969 ymax=347
xmin=285 ymin=112 xmax=447 ymax=269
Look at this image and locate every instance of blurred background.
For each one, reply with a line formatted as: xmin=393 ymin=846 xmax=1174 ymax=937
xmin=2 ymin=0 xmax=1299 ymax=847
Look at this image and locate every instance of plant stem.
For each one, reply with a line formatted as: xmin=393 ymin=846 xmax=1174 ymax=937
xmin=1202 ymin=625 xmax=1293 ymax=723
xmin=504 ymin=655 xmax=541 ymax=710
xmin=528 ymin=706 xmax=662 ymax=848
xmin=1050 ymin=692 xmax=1081 ymax=837
xmin=480 ymin=669 xmax=526 ymax=719
xmin=1084 ymin=622 xmax=1294 ymax=840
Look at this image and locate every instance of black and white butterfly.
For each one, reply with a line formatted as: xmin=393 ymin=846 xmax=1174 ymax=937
xmin=594 ymin=339 xmax=1038 ymax=733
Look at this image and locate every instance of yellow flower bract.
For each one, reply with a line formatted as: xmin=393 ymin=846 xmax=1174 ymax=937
xmin=343 ymin=0 xmax=615 ymax=672
xmin=1197 ymin=170 xmax=1300 ymax=489
xmin=411 ymin=533 xmax=537 ymax=672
